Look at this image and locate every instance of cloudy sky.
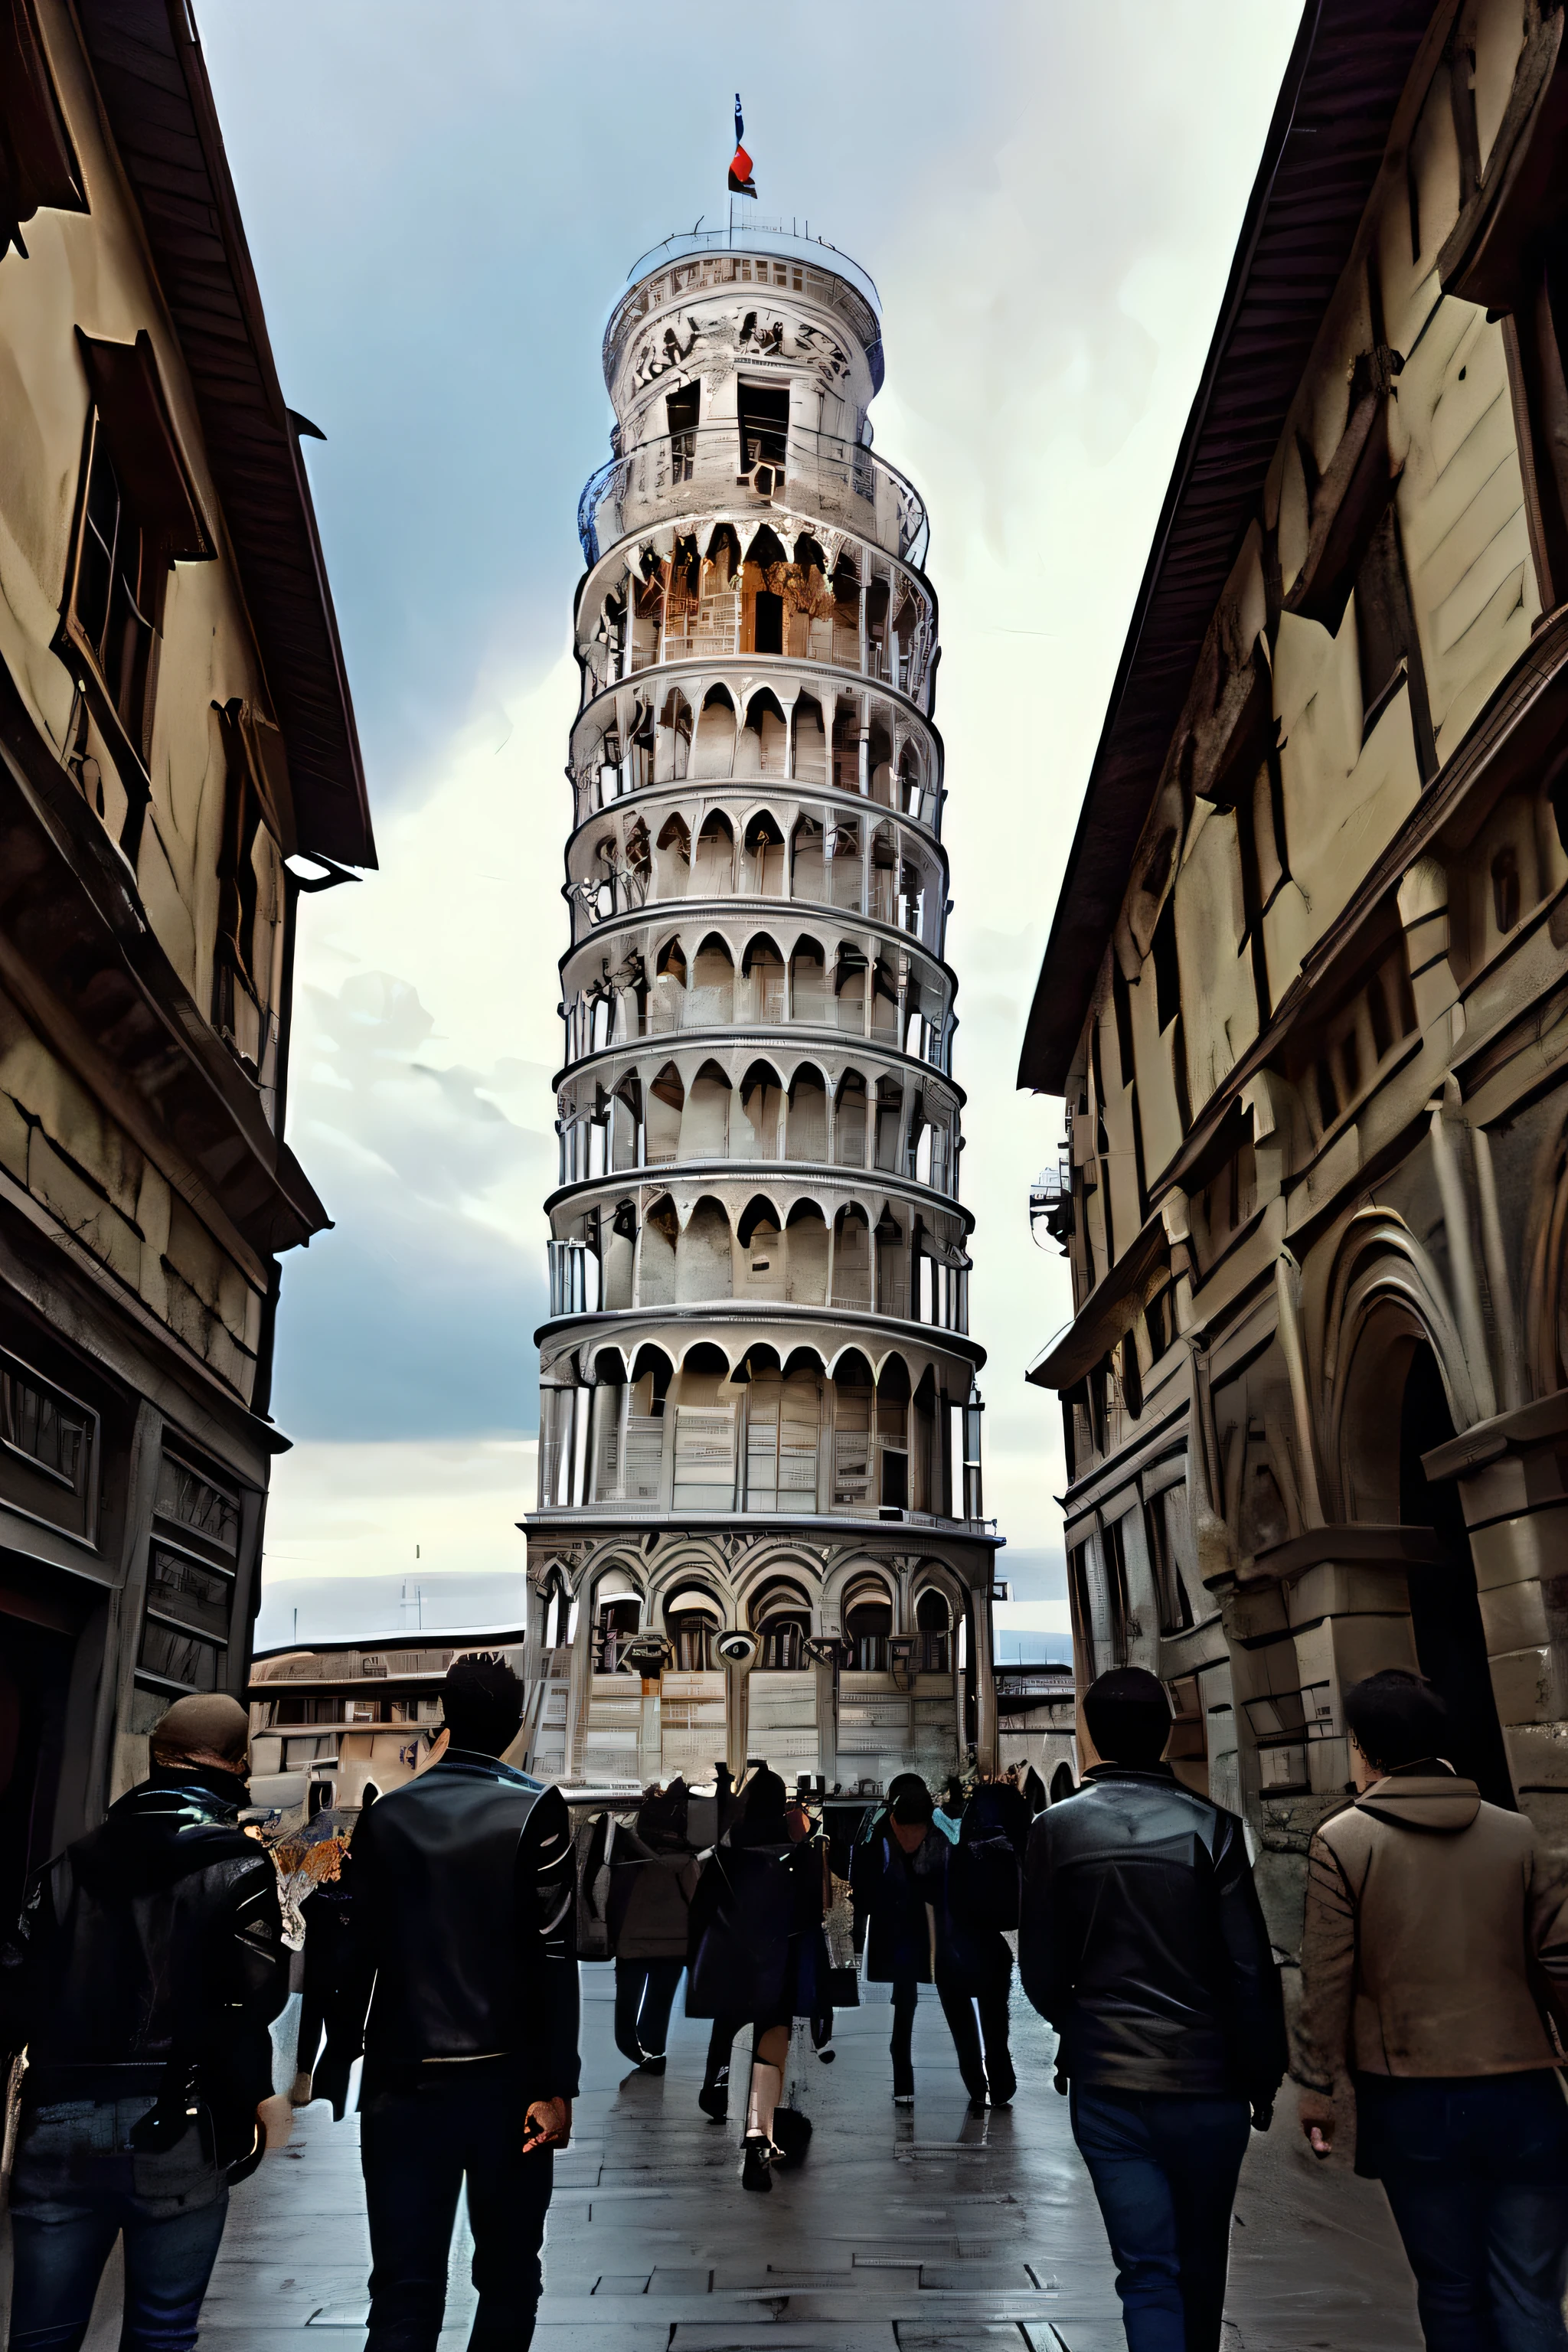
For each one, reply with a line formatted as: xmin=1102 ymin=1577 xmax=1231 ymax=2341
xmin=201 ymin=1 xmax=1302 ymax=1651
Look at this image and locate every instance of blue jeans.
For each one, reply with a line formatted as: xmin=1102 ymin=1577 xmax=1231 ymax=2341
xmin=1070 ymin=2084 xmax=1251 ymax=2352
xmin=8 ymin=2096 xmax=229 ymax=2352
xmin=1357 ymin=2070 xmax=1568 ymax=2351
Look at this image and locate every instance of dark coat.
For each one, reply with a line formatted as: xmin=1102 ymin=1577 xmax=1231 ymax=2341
xmin=850 ymin=1822 xmax=946 ymax=1982
xmin=1020 ymin=1763 xmax=1286 ymax=2099
xmin=0 ymin=1766 xmax=288 ymax=2174
xmin=319 ymin=1749 xmax=580 ymax=2106
xmin=608 ymin=1833 xmax=700 ymax=1959
xmin=686 ymin=1834 xmax=825 ymax=2022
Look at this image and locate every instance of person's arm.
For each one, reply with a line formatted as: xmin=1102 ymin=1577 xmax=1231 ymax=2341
xmin=1210 ymin=1815 xmax=1288 ymax=2128
xmin=1018 ymin=1811 xmax=1064 ymax=2024
xmin=1292 ymin=1828 xmax=1357 ymax=2156
xmin=313 ymin=1824 xmax=380 ymax=2119
xmin=518 ymin=1787 xmax=579 ymax=2148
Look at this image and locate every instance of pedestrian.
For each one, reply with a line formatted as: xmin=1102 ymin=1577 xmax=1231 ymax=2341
xmin=1293 ymin=1667 xmax=1568 ymax=2350
xmin=290 ymin=1844 xmax=354 ymax=2106
xmin=939 ymin=1777 xmax=1022 ymax=2109
xmin=607 ymin=1779 xmax=700 ymax=2075
xmin=1020 ymin=1665 xmax=1285 ymax=2352
xmin=0 ymin=1694 xmax=289 ymax=2352
xmin=312 ymin=1653 xmax=579 ymax=2352
xmin=686 ymin=1768 xmax=827 ymax=2191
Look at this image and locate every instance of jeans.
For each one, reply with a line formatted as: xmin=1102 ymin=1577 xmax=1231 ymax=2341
xmin=890 ymin=1975 xmax=920 ymax=2094
xmin=1358 ymin=2070 xmax=1568 ymax=2351
xmin=1070 ymin=2083 xmax=1251 ymax=2352
xmin=360 ymin=2059 xmax=555 ymax=2352
xmin=613 ymin=1958 xmax=684 ymax=2063
xmin=8 ymin=2096 xmax=229 ymax=2352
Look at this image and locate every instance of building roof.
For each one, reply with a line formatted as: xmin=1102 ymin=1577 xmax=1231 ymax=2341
xmin=1017 ymin=0 xmax=1437 ymax=1096
xmin=76 ymin=0 xmax=374 ymax=871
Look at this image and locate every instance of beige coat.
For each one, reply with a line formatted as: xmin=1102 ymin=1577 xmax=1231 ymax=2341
xmin=1292 ymin=1771 xmax=1568 ymax=2092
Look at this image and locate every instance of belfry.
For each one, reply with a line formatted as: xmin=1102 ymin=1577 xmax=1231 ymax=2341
xmin=521 ymin=218 xmax=1000 ymax=1795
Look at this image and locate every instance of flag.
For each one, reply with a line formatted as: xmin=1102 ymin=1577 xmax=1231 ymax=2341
xmin=729 ymin=92 xmax=756 ymax=197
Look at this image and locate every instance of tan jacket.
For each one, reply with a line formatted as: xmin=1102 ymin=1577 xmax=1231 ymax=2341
xmin=1292 ymin=1770 xmax=1568 ymax=2091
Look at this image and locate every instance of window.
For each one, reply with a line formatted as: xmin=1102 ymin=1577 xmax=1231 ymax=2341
xmin=1102 ymin=1515 xmax=1132 ymax=1665
xmin=1145 ymin=1486 xmax=1193 ymax=1634
xmin=137 ymin=1446 xmax=243 ymax=1704
xmin=0 ymin=0 xmax=86 ymax=261
xmin=64 ymin=332 xmax=211 ymax=851
xmin=213 ymin=703 xmax=285 ymax=1076
xmin=666 ymin=383 xmax=699 ymax=482
xmin=737 ymin=380 xmax=789 ymax=495
xmin=1152 ymin=897 xmax=1181 ymax=1032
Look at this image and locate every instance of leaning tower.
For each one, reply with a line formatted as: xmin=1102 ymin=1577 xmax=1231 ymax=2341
xmin=521 ymin=220 xmax=1000 ymax=1801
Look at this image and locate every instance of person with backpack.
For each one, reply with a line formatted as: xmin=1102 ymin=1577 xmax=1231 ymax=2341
xmin=1021 ymin=1666 xmax=1285 ymax=2352
xmin=685 ymin=1769 xmax=827 ymax=2192
xmin=1294 ymin=1668 xmax=1568 ymax=2349
xmin=0 ymin=1694 xmax=289 ymax=2352
xmin=606 ymin=1781 xmax=700 ymax=2074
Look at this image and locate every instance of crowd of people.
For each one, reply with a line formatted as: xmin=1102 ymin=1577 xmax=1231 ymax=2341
xmin=2 ymin=1654 xmax=1567 ymax=2351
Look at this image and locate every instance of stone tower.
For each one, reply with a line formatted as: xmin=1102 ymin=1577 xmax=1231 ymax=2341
xmin=522 ymin=220 xmax=999 ymax=1798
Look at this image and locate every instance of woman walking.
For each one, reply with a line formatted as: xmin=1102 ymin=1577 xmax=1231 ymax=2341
xmin=687 ymin=1769 xmax=828 ymax=2192
xmin=606 ymin=1782 xmax=700 ymax=2073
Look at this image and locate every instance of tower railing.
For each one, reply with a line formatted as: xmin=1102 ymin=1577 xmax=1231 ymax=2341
xmin=578 ymin=424 xmax=929 ymax=568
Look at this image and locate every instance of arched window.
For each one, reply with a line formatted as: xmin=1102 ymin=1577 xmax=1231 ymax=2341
xmin=688 ymin=934 xmax=734 ymax=1027
xmin=691 ymin=684 xmax=737 ymax=781
xmin=664 ymin=1585 xmax=721 ymax=1673
xmin=835 ymin=1071 xmax=868 ymax=1167
xmin=737 ymin=1060 xmax=783 ymax=1158
xmin=791 ymin=816 xmax=826 ymax=903
xmin=793 ymin=694 xmax=828 ymax=787
xmin=843 ymin=1575 xmax=893 ymax=1672
xmin=915 ymin=1586 xmax=952 ymax=1674
xmin=832 ymin=1204 xmax=871 ymax=1309
xmin=739 ymin=688 xmax=788 ymax=780
xmin=742 ymin=935 xmax=786 ymax=1022
xmin=785 ymin=1200 xmax=828 ymax=1306
xmin=753 ymin=1579 xmax=812 ymax=1671
xmin=786 ymin=1066 xmax=828 ymax=1163
xmin=681 ymin=1058 xmax=731 ymax=1157
xmin=790 ymin=936 xmax=826 ymax=1024
xmin=694 ymin=811 xmax=734 ymax=894
xmin=655 ymin=815 xmax=690 ymax=900
xmin=677 ymin=1197 xmax=733 ymax=1302
xmin=744 ymin=812 xmax=786 ymax=896
xmin=646 ymin=1063 xmax=684 ymax=1164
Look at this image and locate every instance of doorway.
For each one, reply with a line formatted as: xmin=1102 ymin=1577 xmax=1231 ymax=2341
xmin=0 ymin=1615 xmax=73 ymax=1936
xmin=1398 ymin=1344 xmax=1514 ymax=1808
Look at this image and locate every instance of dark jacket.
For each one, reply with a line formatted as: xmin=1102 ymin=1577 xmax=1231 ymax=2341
xmin=851 ymin=1821 xmax=946 ymax=1981
xmin=1020 ymin=1765 xmax=1286 ymax=2098
xmin=0 ymin=1767 xmax=288 ymax=2172
xmin=320 ymin=1750 xmax=579 ymax=2105
xmin=608 ymin=1832 xmax=701 ymax=1959
xmin=686 ymin=1831 xmax=825 ymax=2022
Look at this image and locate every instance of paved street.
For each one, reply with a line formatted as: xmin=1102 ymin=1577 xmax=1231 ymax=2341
xmin=3 ymin=1962 xmax=1423 ymax=2352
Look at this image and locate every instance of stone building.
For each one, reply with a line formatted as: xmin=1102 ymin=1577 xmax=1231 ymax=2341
xmin=1020 ymin=0 xmax=1568 ymax=1942
xmin=247 ymin=1632 xmax=525 ymax=1819
xmin=0 ymin=0 xmax=372 ymax=1925
xmin=522 ymin=220 xmax=1001 ymax=1797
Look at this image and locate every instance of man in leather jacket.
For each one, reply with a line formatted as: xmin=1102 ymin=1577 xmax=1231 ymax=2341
xmin=1021 ymin=1667 xmax=1285 ymax=2352
xmin=313 ymin=1653 xmax=579 ymax=2352
xmin=0 ymin=1693 xmax=288 ymax=2352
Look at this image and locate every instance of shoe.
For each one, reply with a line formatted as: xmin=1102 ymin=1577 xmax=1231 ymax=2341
xmin=638 ymin=2053 xmax=666 ymax=2076
xmin=968 ymin=2094 xmax=988 ymax=2114
xmin=698 ymin=2082 xmax=729 ymax=2122
xmin=289 ymin=2069 xmax=314 ymax=2107
xmin=893 ymin=2091 xmax=914 ymax=2107
xmin=742 ymin=2134 xmax=774 ymax=2192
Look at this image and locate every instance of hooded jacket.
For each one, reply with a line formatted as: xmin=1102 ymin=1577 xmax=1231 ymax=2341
xmin=1019 ymin=1764 xmax=1286 ymax=2098
xmin=0 ymin=1768 xmax=288 ymax=2171
xmin=1292 ymin=1765 xmax=1568 ymax=2092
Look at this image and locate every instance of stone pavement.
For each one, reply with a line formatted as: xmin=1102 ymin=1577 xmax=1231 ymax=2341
xmin=7 ymin=1966 xmax=1423 ymax=2352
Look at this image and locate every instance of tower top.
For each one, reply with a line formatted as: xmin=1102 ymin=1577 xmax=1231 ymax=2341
xmin=625 ymin=218 xmax=880 ymax=315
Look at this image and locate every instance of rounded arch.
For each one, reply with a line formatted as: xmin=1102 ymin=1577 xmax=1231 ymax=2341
xmin=792 ymin=692 xmax=828 ymax=788
xmin=831 ymin=1344 xmax=875 ymax=1387
xmin=790 ymin=933 xmax=827 ymax=1023
xmin=1321 ymin=1207 xmax=1479 ymax=1511
xmin=676 ymin=1200 xmax=733 ymax=1304
xmin=786 ymin=1062 xmax=829 ymax=1163
xmin=737 ymin=1193 xmax=784 ymax=1248
xmin=781 ymin=1344 xmax=826 ymax=1378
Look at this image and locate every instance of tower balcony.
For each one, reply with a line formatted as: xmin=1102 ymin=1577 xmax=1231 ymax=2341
xmin=578 ymin=423 xmax=929 ymax=570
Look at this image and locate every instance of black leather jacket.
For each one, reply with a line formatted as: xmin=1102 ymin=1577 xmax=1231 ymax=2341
xmin=0 ymin=1767 xmax=288 ymax=2168
xmin=1020 ymin=1766 xmax=1286 ymax=2098
xmin=321 ymin=1751 xmax=579 ymax=2102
